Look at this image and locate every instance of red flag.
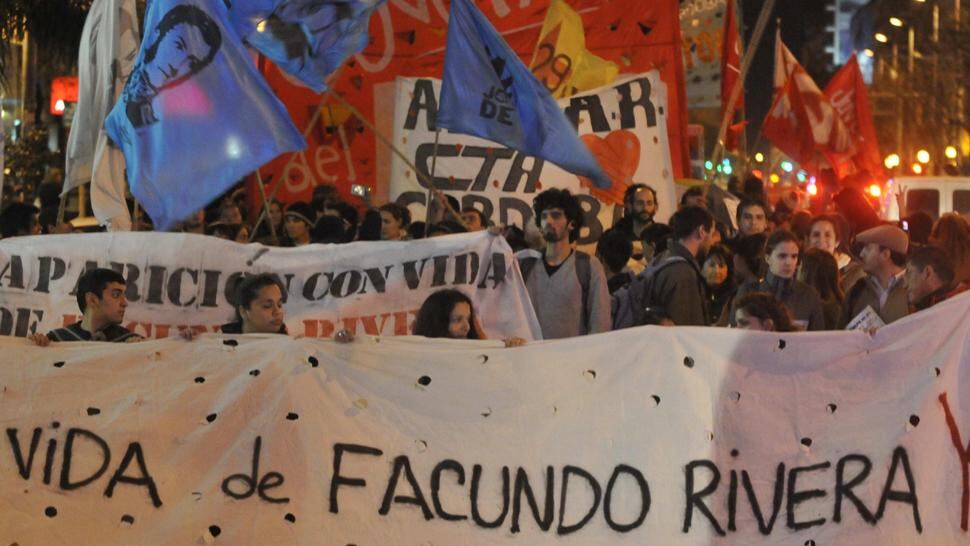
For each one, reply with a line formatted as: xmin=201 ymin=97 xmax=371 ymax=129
xmin=762 ymin=70 xmax=815 ymax=164
xmin=721 ymin=0 xmax=742 ymax=120
xmin=824 ymin=55 xmax=884 ymax=180
xmin=766 ymin=33 xmax=855 ymax=174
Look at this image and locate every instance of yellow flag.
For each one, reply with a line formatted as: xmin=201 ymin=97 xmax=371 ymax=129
xmin=530 ymin=0 xmax=619 ymax=98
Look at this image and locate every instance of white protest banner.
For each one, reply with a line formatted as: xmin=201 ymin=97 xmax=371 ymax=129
xmin=389 ymin=73 xmax=677 ymax=244
xmin=0 ymin=231 xmax=541 ymax=340
xmin=3 ymin=293 xmax=969 ymax=544
xmin=680 ymin=0 xmax=728 ymax=109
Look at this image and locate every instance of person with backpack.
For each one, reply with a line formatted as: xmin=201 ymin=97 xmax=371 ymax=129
xmin=517 ymin=189 xmax=611 ymax=339
xmin=612 ymin=206 xmax=713 ymax=328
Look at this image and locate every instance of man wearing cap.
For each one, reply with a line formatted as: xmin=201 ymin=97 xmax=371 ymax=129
xmin=905 ymin=245 xmax=970 ymax=311
xmin=284 ymin=201 xmax=315 ymax=246
xmin=843 ymin=224 xmax=910 ymax=325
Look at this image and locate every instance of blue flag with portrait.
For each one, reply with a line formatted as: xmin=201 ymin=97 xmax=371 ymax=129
xmin=238 ymin=0 xmax=386 ymax=92
xmin=437 ymin=0 xmax=611 ymax=189
xmin=104 ymin=0 xmax=305 ymax=230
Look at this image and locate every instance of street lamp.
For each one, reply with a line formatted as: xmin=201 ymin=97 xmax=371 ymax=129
xmin=916 ymin=149 xmax=931 ymax=164
xmin=890 ymin=17 xmax=904 ymax=27
xmin=884 ymin=153 xmax=901 ymax=168
xmin=945 ymin=146 xmax=958 ymax=159
xmin=875 ymin=32 xmax=889 ymax=43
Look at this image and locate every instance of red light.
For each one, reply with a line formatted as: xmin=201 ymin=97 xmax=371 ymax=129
xmin=867 ymin=184 xmax=882 ymax=197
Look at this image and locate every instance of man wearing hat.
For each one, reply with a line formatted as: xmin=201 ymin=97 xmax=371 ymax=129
xmin=843 ymin=224 xmax=911 ymax=325
xmin=284 ymin=201 xmax=315 ymax=246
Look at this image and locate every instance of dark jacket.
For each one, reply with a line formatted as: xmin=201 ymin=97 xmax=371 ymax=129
xmin=46 ymin=322 xmax=143 ymax=342
xmin=731 ymin=272 xmax=826 ymax=331
xmin=842 ymin=273 xmax=909 ymax=326
xmin=650 ymin=242 xmax=709 ymax=326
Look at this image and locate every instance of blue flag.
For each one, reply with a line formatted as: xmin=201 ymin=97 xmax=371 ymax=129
xmin=437 ymin=0 xmax=611 ymax=189
xmin=104 ymin=0 xmax=305 ymax=230
xmin=239 ymin=0 xmax=386 ymax=92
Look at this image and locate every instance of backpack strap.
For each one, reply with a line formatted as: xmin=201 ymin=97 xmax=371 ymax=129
xmin=574 ymin=251 xmax=591 ymax=332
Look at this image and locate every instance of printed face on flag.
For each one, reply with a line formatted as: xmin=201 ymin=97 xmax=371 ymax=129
xmin=104 ymin=0 xmax=305 ymax=231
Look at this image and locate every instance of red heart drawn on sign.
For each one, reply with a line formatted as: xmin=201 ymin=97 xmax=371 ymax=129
xmin=578 ymin=130 xmax=641 ymax=205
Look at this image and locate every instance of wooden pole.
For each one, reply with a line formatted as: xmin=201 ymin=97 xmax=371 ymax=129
xmin=709 ymin=0 xmax=777 ymax=183
xmin=424 ymin=128 xmax=442 ymax=236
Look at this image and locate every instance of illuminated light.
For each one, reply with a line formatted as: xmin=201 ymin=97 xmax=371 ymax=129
xmin=225 ymin=136 xmax=243 ymax=159
xmin=867 ymin=184 xmax=882 ymax=197
xmin=780 ymin=160 xmax=794 ymax=172
xmin=884 ymin=153 xmax=901 ymax=168
xmin=945 ymin=146 xmax=958 ymax=159
xmin=754 ymin=152 xmax=765 ymax=162
xmin=716 ymin=164 xmax=723 ymax=172
xmin=704 ymin=160 xmax=714 ymax=170
xmin=256 ymin=20 xmax=268 ymax=33
xmin=916 ymin=149 xmax=931 ymax=164
xmin=3 ymin=168 xmax=10 ymax=176
xmin=810 ymin=175 xmax=817 ymax=183
xmin=889 ymin=17 xmax=904 ymax=27
xmin=863 ymin=48 xmax=875 ymax=58
xmin=13 ymin=119 xmax=21 ymax=126
xmin=874 ymin=32 xmax=889 ymax=43
xmin=807 ymin=184 xmax=818 ymax=196
xmin=769 ymin=173 xmax=780 ymax=184
xmin=722 ymin=158 xmax=731 ymax=166
xmin=912 ymin=163 xmax=923 ymax=174
xmin=752 ymin=169 xmax=764 ymax=178
xmin=796 ymin=170 xmax=807 ymax=182
xmin=54 ymin=100 xmax=65 ymax=113
xmin=723 ymin=164 xmax=733 ymax=175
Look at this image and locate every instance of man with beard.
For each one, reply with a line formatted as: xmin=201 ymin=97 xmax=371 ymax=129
xmin=517 ymin=189 xmax=610 ymax=339
xmin=648 ymin=206 xmax=714 ymax=326
xmin=614 ymin=184 xmax=658 ymax=240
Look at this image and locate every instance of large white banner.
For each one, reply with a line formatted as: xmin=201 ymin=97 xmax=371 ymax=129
xmin=0 ymin=231 xmax=541 ymax=340
xmin=2 ymin=294 xmax=969 ymax=544
xmin=389 ymin=73 xmax=677 ymax=244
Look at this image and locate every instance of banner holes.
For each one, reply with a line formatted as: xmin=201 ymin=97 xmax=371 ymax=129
xmin=44 ymin=506 xmax=57 ymax=518
xmin=800 ymin=437 xmax=813 ymax=448
xmin=249 ymin=369 xmax=260 ymax=377
xmin=192 ymin=491 xmax=203 ymax=501
xmin=415 ymin=439 xmax=428 ymax=452
xmin=194 ymin=377 xmax=205 ymax=384
xmin=651 ymin=394 xmax=661 ymax=406
xmin=222 ymin=339 xmax=238 ymax=347
xmin=826 ymin=403 xmax=838 ymax=414
xmin=479 ymin=354 xmax=489 ymax=364
xmin=121 ymin=514 xmax=135 ymax=525
xmin=208 ymin=525 xmax=222 ymax=537
xmin=805 ymin=541 xmax=816 ymax=546
xmin=584 ymin=369 xmax=597 ymax=380
xmin=778 ymin=339 xmax=787 ymax=350
xmin=481 ymin=407 xmax=492 ymax=418
xmin=354 ymin=398 xmax=368 ymax=409
xmin=284 ymin=513 xmax=296 ymax=523
xmin=706 ymin=431 xmax=714 ymax=441
xmin=909 ymin=414 xmax=920 ymax=427
xmin=53 ymin=361 xmax=65 ymax=368
xmin=308 ymin=356 xmax=319 ymax=368
xmin=51 ymin=421 xmax=60 ymax=429
xmin=86 ymin=407 xmax=101 ymax=416
xmin=934 ymin=367 xmax=941 ymax=377
xmin=683 ymin=356 xmax=695 ymax=368
xmin=286 ymin=412 xmax=299 ymax=421
xmin=730 ymin=449 xmax=739 ymax=458
xmin=552 ymin=405 xmax=558 ymax=415
xmin=206 ymin=413 xmax=217 ymax=423
xmin=417 ymin=375 xmax=432 ymax=386
xmin=608 ymin=21 xmax=619 ymax=31
xmin=729 ymin=391 xmax=741 ymax=402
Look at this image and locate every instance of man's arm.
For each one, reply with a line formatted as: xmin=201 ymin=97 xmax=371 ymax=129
xmin=660 ymin=266 xmax=708 ymax=326
xmin=27 ymin=333 xmax=51 ymax=347
xmin=586 ymin=255 xmax=612 ymax=334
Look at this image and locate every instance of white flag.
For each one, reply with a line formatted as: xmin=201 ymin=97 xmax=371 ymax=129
xmin=64 ymin=0 xmax=140 ymax=230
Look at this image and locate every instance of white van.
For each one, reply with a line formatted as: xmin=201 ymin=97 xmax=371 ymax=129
xmin=892 ymin=176 xmax=970 ymax=220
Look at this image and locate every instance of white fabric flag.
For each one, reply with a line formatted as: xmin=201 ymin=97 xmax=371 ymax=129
xmin=64 ymin=0 xmax=140 ymax=230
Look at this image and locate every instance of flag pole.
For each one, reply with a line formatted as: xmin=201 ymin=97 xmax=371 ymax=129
xmin=710 ymin=0 xmax=777 ymax=183
xmin=248 ymin=170 xmax=279 ymax=244
xmin=424 ymin=127 xmax=442 ymax=236
xmin=327 ymin=90 xmax=465 ymax=227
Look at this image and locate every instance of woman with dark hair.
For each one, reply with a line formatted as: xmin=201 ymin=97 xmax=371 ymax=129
xmin=807 ymin=214 xmax=864 ymax=294
xmin=798 ymin=248 xmax=844 ymax=329
xmin=221 ymin=273 xmax=288 ymax=334
xmin=253 ymin=199 xmax=287 ymax=245
xmin=379 ymin=203 xmax=411 ymax=241
xmin=357 ymin=208 xmax=383 ymax=241
xmin=733 ymin=292 xmax=796 ymax=332
xmin=930 ymin=213 xmax=970 ymax=284
xmin=413 ymin=289 xmax=525 ymax=346
xmin=701 ymin=244 xmax=735 ymax=325
xmin=731 ymin=232 xmax=767 ymax=286
xmin=730 ymin=230 xmax=825 ymax=331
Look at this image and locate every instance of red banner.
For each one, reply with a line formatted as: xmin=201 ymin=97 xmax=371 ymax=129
xmin=257 ymin=0 xmax=688 ymax=207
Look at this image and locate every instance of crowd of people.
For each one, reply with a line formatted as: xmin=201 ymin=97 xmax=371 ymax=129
xmin=4 ymin=173 xmax=970 ymax=346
